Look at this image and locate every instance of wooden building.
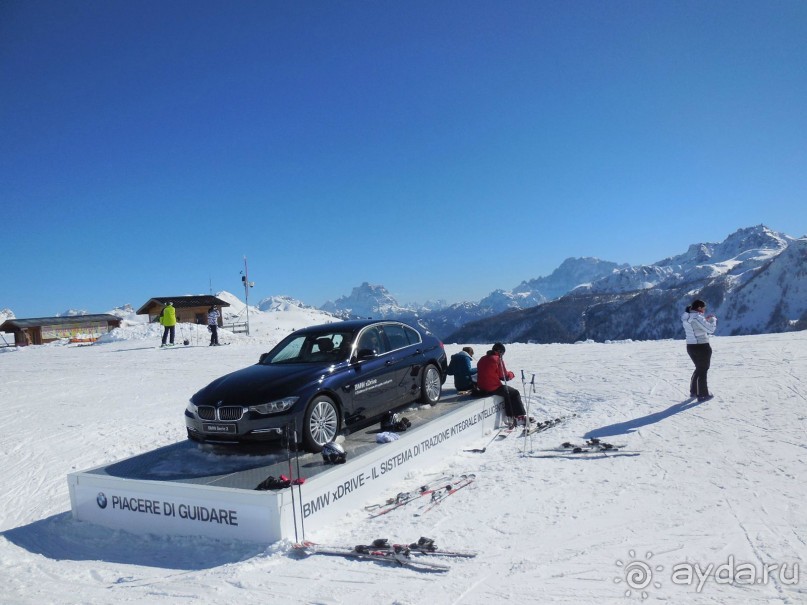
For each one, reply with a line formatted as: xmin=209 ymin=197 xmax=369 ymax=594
xmin=136 ymin=295 xmax=230 ymax=326
xmin=0 ymin=314 xmax=122 ymax=346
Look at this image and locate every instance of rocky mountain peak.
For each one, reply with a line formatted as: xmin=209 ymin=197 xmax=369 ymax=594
xmin=320 ymin=282 xmax=410 ymax=318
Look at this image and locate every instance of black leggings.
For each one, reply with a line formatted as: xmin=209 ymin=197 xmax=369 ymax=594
xmin=483 ymin=385 xmax=526 ymax=417
xmin=686 ymin=343 xmax=712 ymax=397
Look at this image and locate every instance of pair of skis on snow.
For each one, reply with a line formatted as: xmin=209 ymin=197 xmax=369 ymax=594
xmin=364 ymin=473 xmax=476 ymax=518
xmin=528 ymin=438 xmax=639 ymax=458
xmin=464 ymin=413 xmax=576 ymax=453
xmin=520 ymin=414 xmax=578 ymax=437
xmin=293 ymin=536 xmax=476 ymax=572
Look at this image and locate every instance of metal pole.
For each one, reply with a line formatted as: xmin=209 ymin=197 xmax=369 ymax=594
xmin=285 ymin=424 xmax=299 ymax=543
xmin=243 ymin=256 xmax=250 ymax=336
xmin=522 ymin=373 xmax=536 ymax=454
xmin=293 ymin=429 xmax=305 ymax=542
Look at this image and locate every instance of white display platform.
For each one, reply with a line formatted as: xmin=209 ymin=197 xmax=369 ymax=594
xmin=68 ymin=394 xmax=503 ymax=544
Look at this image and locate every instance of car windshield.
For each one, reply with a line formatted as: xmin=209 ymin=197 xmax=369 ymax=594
xmin=261 ymin=330 xmax=354 ymax=364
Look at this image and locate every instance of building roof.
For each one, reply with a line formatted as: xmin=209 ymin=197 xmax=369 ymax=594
xmin=136 ymin=295 xmax=231 ymax=315
xmin=0 ymin=314 xmax=122 ymax=330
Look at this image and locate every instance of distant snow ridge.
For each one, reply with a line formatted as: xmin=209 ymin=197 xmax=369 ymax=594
xmin=444 ymin=225 xmax=807 ymax=343
xmin=586 ymin=225 xmax=793 ymax=295
xmin=58 ymin=309 xmax=89 ymax=317
xmin=415 ymin=298 xmax=448 ymax=313
xmin=657 ymin=224 xmax=789 ymax=271
xmin=107 ymin=304 xmax=137 ymax=319
xmin=214 ymin=290 xmax=257 ymax=318
xmin=314 ymin=258 xmax=625 ymax=326
xmin=320 ymin=282 xmax=414 ymax=319
xmin=514 ymin=257 xmax=629 ymax=301
xmin=257 ymin=295 xmax=312 ymax=312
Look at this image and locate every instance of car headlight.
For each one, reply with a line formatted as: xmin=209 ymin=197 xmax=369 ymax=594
xmin=248 ymin=396 xmax=299 ymax=415
xmin=186 ymin=402 xmax=199 ymax=415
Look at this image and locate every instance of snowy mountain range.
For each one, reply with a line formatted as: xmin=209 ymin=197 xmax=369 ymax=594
xmin=296 ymin=225 xmax=806 ymax=343
xmin=3 ymin=225 xmax=804 ymax=345
xmin=315 ymin=258 xmax=625 ymax=336
xmin=446 ymin=225 xmax=807 ymax=343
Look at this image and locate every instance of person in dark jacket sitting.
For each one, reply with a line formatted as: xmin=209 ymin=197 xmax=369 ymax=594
xmin=447 ymin=347 xmax=478 ymax=392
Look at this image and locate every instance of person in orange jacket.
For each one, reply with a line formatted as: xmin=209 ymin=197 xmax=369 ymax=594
xmin=476 ymin=342 xmax=529 ymax=424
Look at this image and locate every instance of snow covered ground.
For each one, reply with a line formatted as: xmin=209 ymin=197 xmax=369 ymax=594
xmin=1 ymin=309 xmax=805 ymax=604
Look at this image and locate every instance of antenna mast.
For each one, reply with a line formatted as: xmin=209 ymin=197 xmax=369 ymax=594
xmin=241 ymin=256 xmax=254 ymax=336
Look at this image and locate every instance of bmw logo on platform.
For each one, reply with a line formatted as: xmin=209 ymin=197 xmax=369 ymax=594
xmin=96 ymin=492 xmax=108 ymax=509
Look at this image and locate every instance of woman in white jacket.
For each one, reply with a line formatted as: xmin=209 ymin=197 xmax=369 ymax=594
xmin=681 ymin=299 xmax=717 ymax=401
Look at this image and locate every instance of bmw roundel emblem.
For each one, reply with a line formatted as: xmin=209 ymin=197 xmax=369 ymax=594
xmin=96 ymin=492 xmax=108 ymax=509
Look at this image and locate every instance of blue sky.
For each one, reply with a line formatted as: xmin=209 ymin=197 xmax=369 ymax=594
xmin=2 ymin=0 xmax=806 ymax=317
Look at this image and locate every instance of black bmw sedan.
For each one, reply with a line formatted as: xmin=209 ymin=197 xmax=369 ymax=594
xmin=185 ymin=319 xmax=447 ymax=452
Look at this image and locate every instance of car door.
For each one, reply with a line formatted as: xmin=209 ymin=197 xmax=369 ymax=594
xmin=379 ymin=322 xmax=425 ymax=404
xmin=350 ymin=326 xmax=401 ymax=418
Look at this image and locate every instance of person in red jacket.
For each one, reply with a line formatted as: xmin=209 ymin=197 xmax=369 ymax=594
xmin=476 ymin=343 xmax=529 ymax=424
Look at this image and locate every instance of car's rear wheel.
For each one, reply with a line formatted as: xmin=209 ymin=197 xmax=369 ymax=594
xmin=420 ymin=363 xmax=442 ymax=405
xmin=302 ymin=395 xmax=340 ymax=452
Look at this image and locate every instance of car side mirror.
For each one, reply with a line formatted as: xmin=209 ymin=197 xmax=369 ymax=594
xmin=356 ymin=348 xmax=376 ymax=361
xmin=258 ymin=352 xmax=270 ymax=364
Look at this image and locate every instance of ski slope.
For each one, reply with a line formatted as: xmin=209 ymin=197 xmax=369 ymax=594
xmin=0 ymin=325 xmax=805 ymax=604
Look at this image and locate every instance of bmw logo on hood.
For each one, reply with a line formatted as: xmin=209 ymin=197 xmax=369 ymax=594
xmin=96 ymin=492 xmax=108 ymax=509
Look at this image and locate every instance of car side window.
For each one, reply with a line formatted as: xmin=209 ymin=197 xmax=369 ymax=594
xmin=383 ymin=324 xmax=410 ymax=351
xmin=403 ymin=325 xmax=422 ymax=345
xmin=358 ymin=327 xmax=386 ymax=355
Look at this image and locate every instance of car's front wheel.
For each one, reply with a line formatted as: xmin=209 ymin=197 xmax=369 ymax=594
xmin=420 ymin=363 xmax=442 ymax=406
xmin=302 ymin=395 xmax=341 ymax=452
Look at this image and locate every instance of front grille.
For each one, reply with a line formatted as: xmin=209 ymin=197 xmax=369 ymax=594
xmin=197 ymin=406 xmax=216 ymax=421
xmin=196 ymin=405 xmax=244 ymax=421
xmin=218 ymin=406 xmax=244 ymax=421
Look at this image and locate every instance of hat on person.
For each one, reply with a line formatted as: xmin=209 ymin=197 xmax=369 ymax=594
xmin=492 ymin=342 xmax=506 ymax=354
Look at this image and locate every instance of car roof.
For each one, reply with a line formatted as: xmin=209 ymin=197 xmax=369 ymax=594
xmin=294 ymin=319 xmax=415 ymax=334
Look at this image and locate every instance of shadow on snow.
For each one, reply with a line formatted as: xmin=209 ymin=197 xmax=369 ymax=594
xmin=2 ymin=513 xmax=265 ymax=569
xmin=584 ymin=398 xmax=704 ymax=440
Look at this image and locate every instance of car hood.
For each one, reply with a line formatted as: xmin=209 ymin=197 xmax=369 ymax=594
xmin=191 ymin=362 xmax=344 ymax=407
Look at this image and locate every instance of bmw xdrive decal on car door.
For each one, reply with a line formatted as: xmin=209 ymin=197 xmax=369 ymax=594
xmin=351 ymin=326 xmax=401 ymax=416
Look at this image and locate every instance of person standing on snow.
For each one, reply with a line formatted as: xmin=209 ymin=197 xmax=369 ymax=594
xmin=476 ymin=343 xmax=530 ymax=424
xmin=207 ymin=306 xmax=220 ymax=346
xmin=447 ymin=346 xmax=478 ymax=393
xmin=681 ymin=299 xmax=717 ymax=402
xmin=159 ymin=301 xmax=177 ymax=347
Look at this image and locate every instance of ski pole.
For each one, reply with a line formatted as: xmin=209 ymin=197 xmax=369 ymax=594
xmin=293 ymin=429 xmax=306 ymax=542
xmin=286 ymin=424 xmax=299 ymax=543
xmin=520 ymin=371 xmax=529 ymax=454
xmin=520 ymin=369 xmax=528 ymax=406
xmin=519 ymin=370 xmax=529 ymax=454
xmin=465 ymin=424 xmax=506 ymax=453
xmin=522 ymin=374 xmax=536 ymax=454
